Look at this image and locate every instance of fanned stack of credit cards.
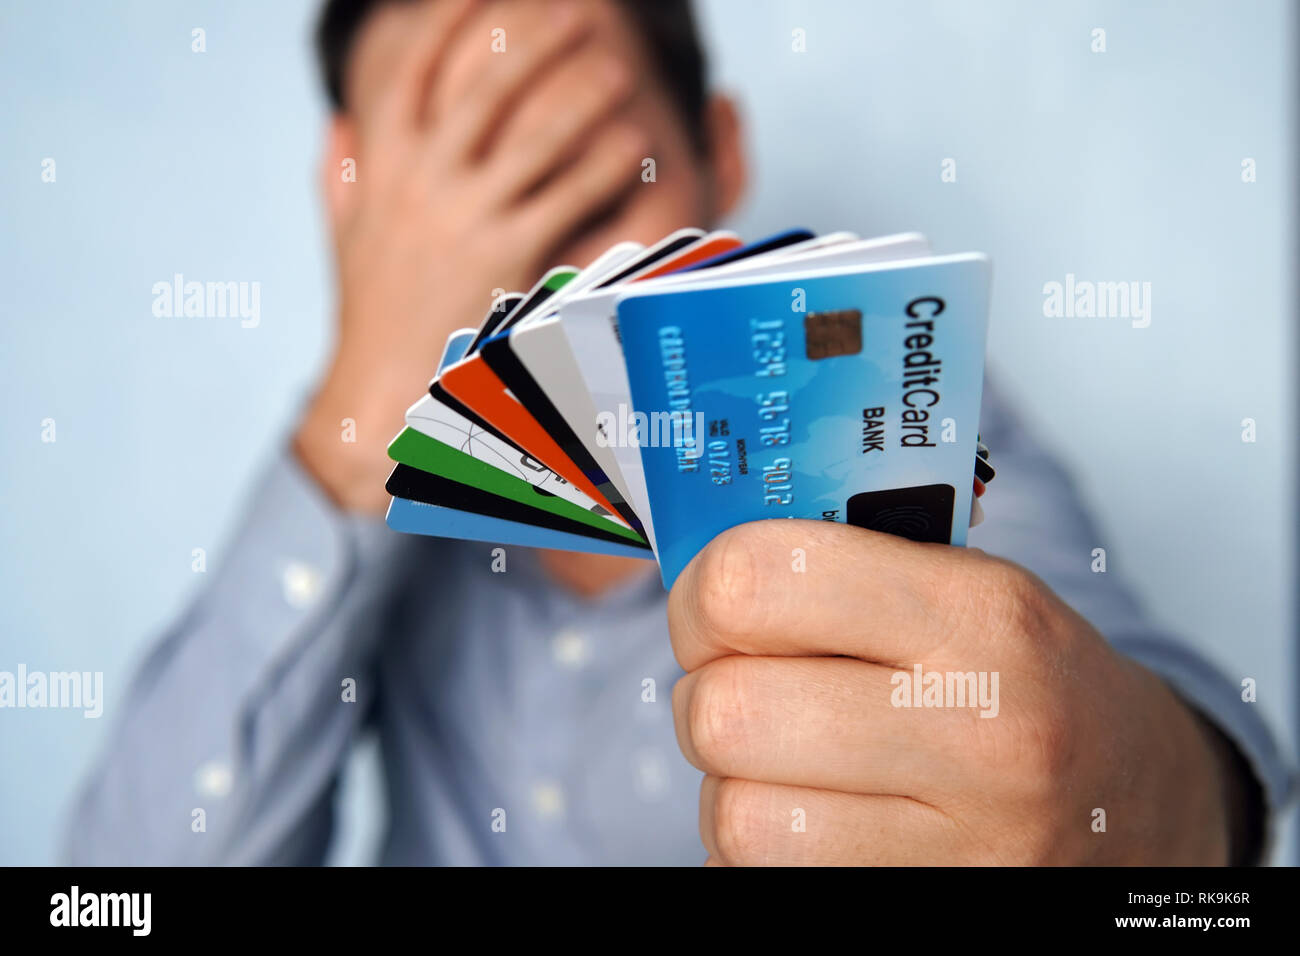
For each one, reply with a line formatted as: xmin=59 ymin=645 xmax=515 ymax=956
xmin=384 ymin=228 xmax=995 ymax=588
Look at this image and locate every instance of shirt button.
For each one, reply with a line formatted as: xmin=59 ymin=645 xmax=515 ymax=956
xmin=530 ymin=780 xmax=566 ymax=820
xmin=281 ymin=561 xmax=322 ymax=609
xmin=194 ymin=760 xmax=233 ymax=798
xmin=550 ymin=629 xmax=589 ymax=669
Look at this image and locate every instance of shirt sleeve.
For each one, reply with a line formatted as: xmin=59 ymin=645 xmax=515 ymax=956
xmin=63 ymin=448 xmax=416 ymax=865
xmin=970 ymin=378 xmax=1295 ymax=856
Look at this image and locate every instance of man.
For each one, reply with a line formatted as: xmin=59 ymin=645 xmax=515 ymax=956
xmin=67 ymin=0 xmax=1289 ymax=865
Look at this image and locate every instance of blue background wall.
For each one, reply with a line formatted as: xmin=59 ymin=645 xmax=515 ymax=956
xmin=1 ymin=0 xmax=1293 ymax=863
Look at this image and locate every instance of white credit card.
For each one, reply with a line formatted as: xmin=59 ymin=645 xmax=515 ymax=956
xmin=543 ymin=232 xmax=934 ymax=544
xmin=402 ymin=329 xmax=633 ymax=531
xmin=398 ymin=243 xmax=647 ymax=526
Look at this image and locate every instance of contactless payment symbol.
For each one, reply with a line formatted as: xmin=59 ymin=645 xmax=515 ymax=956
xmin=846 ymin=484 xmax=955 ymax=544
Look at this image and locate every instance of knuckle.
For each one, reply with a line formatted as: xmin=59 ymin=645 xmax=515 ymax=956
xmin=710 ymin=778 xmax=767 ymax=866
xmin=1003 ymin=693 xmax=1075 ymax=809
xmin=1031 ymin=696 xmax=1076 ymax=779
xmin=686 ymin=657 xmax=755 ymax=770
xmin=971 ymin=557 xmax=1053 ymax=647
xmin=690 ymin=526 xmax=768 ymax=645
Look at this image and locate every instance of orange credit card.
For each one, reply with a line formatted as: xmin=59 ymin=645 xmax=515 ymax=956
xmin=436 ymin=232 xmax=744 ymax=528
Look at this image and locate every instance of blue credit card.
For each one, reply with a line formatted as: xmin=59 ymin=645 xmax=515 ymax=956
xmin=387 ymin=328 xmax=647 ymax=555
xmin=386 ymin=496 xmax=653 ymax=559
xmin=615 ymin=253 xmax=991 ymax=588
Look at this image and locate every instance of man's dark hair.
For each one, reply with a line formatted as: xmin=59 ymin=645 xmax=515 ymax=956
xmin=315 ymin=0 xmax=709 ymax=151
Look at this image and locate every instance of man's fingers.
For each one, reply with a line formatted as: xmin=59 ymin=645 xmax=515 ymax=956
xmin=668 ymin=518 xmax=1032 ymax=671
xmin=362 ymin=0 xmax=482 ymax=138
xmin=431 ymin=4 xmax=594 ymax=165
xmin=507 ymin=122 xmax=645 ymax=262
xmin=479 ymin=47 xmax=635 ymax=203
xmin=699 ymin=776 xmax=968 ymax=866
xmin=672 ymin=655 xmax=978 ymax=798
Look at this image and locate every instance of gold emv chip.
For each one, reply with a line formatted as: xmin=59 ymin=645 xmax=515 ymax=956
xmin=804 ymin=308 xmax=862 ymax=359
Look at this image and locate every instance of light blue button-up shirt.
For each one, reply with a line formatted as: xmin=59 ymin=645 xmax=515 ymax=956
xmin=64 ymin=381 xmax=1294 ymax=865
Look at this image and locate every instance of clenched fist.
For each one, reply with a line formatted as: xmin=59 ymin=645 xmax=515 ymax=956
xmin=669 ymin=519 xmax=1245 ymax=865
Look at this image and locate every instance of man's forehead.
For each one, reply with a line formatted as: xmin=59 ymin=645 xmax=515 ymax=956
xmin=345 ymin=0 xmax=644 ymax=119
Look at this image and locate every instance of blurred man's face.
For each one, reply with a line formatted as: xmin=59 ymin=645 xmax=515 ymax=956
xmin=341 ymin=0 xmax=743 ymax=270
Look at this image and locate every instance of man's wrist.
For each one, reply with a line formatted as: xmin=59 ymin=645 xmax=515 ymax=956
xmin=293 ymin=360 xmax=406 ymax=515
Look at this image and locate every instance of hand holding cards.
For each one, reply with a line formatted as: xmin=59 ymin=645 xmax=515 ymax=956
xmin=384 ymin=228 xmax=994 ymax=587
